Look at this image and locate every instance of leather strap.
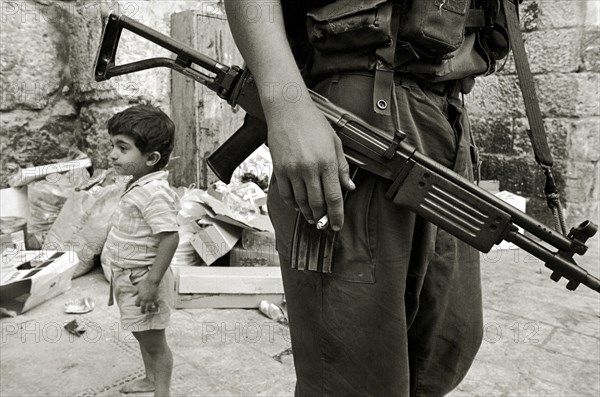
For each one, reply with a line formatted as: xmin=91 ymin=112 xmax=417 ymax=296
xmin=373 ymin=2 xmax=400 ymax=115
xmin=503 ymin=0 xmax=554 ymax=168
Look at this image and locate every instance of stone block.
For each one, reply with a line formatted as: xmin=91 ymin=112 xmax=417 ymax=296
xmin=0 ymin=0 xmax=66 ymax=110
xmin=67 ymin=1 xmax=221 ymax=104
xmin=469 ymin=116 xmax=514 ymax=155
xmin=67 ymin=0 xmax=170 ymax=107
xmin=524 ymin=30 xmax=583 ymax=73
xmin=500 ymin=28 xmax=584 ymax=75
xmin=568 ymin=118 xmax=600 ymax=162
xmin=585 ymin=1 xmax=600 ymax=27
xmin=537 ymin=73 xmax=600 ymax=117
xmin=520 ymin=0 xmax=541 ymax=31
xmin=66 ymin=0 xmax=120 ymax=101
xmin=582 ymin=28 xmax=600 ymax=72
xmin=536 ymin=0 xmax=587 ymax=28
xmin=512 ymin=118 xmax=569 ymax=160
xmin=0 ymin=95 xmax=82 ymax=188
xmin=466 ymin=75 xmax=524 ymax=119
xmin=564 ymin=162 xmax=599 ymax=204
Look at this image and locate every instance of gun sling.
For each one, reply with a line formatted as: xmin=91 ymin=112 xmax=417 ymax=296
xmin=503 ymin=0 xmax=567 ymax=234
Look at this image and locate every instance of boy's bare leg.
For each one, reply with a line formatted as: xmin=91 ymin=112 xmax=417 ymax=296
xmin=135 ymin=329 xmax=173 ymax=397
xmin=120 ymin=332 xmax=156 ymax=393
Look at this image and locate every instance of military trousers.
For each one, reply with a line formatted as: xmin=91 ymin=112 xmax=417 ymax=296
xmin=267 ymin=73 xmax=484 ymax=397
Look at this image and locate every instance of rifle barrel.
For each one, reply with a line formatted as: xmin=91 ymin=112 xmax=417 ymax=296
xmin=507 ymin=230 xmax=600 ymax=292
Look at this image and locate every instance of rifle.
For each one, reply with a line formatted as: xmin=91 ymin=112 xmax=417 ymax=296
xmin=94 ymin=13 xmax=600 ymax=293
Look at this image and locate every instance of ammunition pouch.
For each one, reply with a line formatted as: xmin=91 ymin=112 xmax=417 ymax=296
xmin=303 ymin=0 xmax=513 ymax=79
xmin=396 ymin=0 xmax=471 ymax=60
xmin=307 ymin=0 xmax=393 ymax=52
xmin=306 ymin=0 xmax=394 ymax=76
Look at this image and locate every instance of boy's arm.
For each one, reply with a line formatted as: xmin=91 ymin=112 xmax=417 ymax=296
xmin=135 ymin=231 xmax=179 ymax=313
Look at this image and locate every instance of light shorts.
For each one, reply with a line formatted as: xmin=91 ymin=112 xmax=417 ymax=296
xmin=112 ymin=266 xmax=175 ymax=332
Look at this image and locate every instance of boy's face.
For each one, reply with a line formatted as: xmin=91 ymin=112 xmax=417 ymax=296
xmin=109 ymin=134 xmax=156 ymax=180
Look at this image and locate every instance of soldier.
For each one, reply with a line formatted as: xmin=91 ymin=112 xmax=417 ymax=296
xmin=224 ymin=1 xmax=509 ymax=395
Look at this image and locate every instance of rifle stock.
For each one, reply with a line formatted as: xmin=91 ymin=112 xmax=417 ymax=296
xmin=94 ymin=13 xmax=600 ymax=293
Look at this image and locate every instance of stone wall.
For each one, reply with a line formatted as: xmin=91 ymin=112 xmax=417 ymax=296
xmin=1 ymin=0 xmax=598 ymax=228
xmin=1 ymin=0 xmax=221 ymax=178
xmin=466 ymin=0 xmax=599 ymax=227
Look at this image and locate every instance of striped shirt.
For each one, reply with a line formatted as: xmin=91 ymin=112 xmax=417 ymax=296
xmin=102 ymin=170 xmax=180 ymax=269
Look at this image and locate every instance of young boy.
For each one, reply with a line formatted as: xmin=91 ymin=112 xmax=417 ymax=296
xmin=101 ymin=105 xmax=180 ymax=396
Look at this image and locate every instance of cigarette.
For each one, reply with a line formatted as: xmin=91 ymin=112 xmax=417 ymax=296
xmin=316 ymin=215 xmax=329 ymax=230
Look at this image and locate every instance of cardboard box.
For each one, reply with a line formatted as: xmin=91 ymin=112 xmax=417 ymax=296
xmin=177 ymin=265 xmax=283 ymax=294
xmin=173 ymin=265 xmax=284 ymax=308
xmin=183 ymin=189 xmax=274 ymax=232
xmin=230 ymin=241 xmax=280 ymax=267
xmin=229 ymin=229 xmax=279 ymax=266
xmin=241 ymin=229 xmax=276 ymax=250
xmin=189 ymin=219 xmax=242 ymax=265
xmin=175 ymin=293 xmax=285 ymax=309
xmin=0 ymin=250 xmax=80 ymax=314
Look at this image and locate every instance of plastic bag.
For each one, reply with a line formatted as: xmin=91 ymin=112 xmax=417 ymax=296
xmin=45 ymin=172 xmax=125 ymax=279
xmin=27 ymin=169 xmax=91 ymax=246
xmin=170 ymin=188 xmax=207 ymax=268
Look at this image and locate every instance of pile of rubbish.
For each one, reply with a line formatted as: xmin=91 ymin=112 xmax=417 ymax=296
xmin=1 ymin=145 xmax=285 ymax=317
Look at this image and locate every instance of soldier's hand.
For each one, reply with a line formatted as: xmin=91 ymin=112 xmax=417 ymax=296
xmin=267 ymin=101 xmax=355 ymax=230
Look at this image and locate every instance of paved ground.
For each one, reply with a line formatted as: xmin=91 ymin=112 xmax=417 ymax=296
xmin=1 ymin=237 xmax=599 ymax=397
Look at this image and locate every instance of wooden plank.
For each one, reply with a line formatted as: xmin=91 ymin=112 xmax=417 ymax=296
xmin=170 ymin=10 xmax=245 ymax=188
xmin=170 ymin=11 xmax=199 ymax=187
xmin=176 ymin=265 xmax=284 ymax=294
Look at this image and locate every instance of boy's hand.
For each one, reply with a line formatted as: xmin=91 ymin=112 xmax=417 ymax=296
xmin=134 ymin=232 xmax=178 ymax=314
xmin=135 ymin=279 xmax=160 ymax=314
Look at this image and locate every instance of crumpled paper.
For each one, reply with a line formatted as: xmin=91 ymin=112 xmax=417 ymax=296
xmin=64 ymin=297 xmax=95 ymax=314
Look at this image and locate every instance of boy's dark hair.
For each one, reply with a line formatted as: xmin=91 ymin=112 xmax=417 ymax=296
xmin=107 ymin=105 xmax=175 ymax=169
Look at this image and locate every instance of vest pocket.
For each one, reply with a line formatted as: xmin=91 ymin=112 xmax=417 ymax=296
xmin=307 ymin=0 xmax=393 ymax=52
xmin=397 ymin=0 xmax=470 ymax=59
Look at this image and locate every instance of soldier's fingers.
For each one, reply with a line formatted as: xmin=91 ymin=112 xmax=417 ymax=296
xmin=274 ymin=172 xmax=297 ymax=210
xmin=305 ymin=174 xmax=327 ymax=222
xmin=321 ymin=164 xmax=344 ymax=231
xmin=336 ymin=139 xmax=355 ymax=192
xmin=290 ymin=178 xmax=313 ymax=224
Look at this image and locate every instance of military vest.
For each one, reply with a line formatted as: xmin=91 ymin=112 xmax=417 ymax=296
xmin=281 ymin=0 xmax=512 ymax=83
